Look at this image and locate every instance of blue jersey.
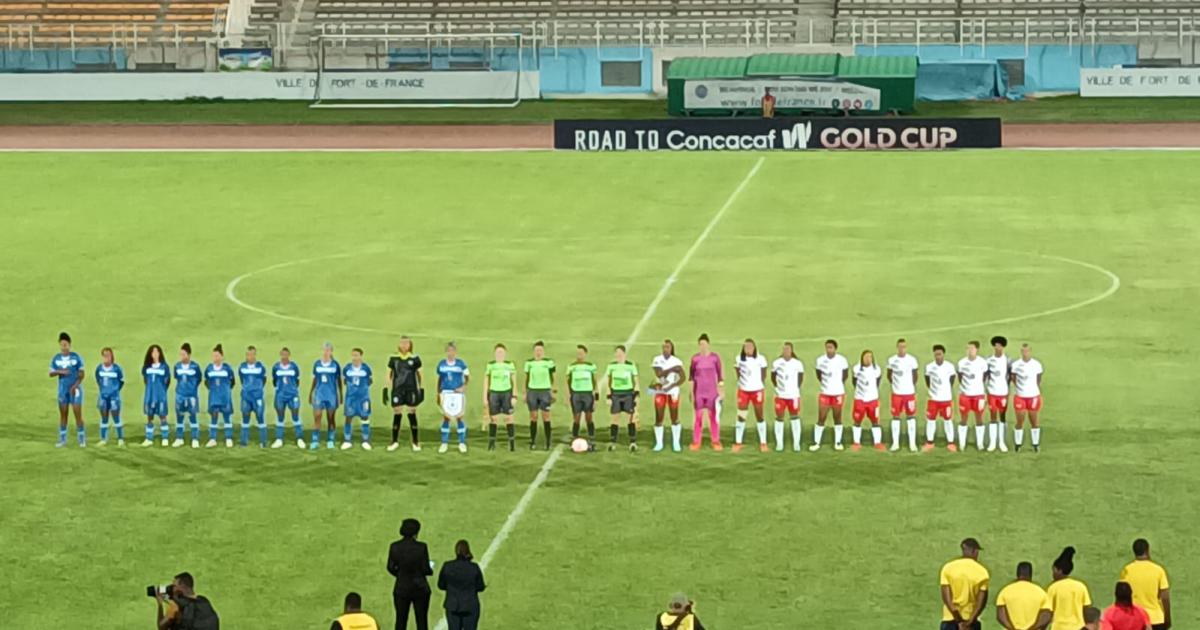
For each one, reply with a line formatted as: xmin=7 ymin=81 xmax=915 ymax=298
xmin=312 ymin=359 xmax=341 ymax=402
xmin=272 ymin=361 xmax=301 ymax=399
xmin=95 ymin=363 xmax=125 ymax=398
xmin=143 ymin=362 xmax=170 ymax=403
xmin=174 ymin=361 xmax=202 ymax=398
xmin=204 ymin=362 xmax=236 ymax=405
xmin=50 ymin=352 xmax=85 ymax=392
xmin=238 ymin=361 xmax=267 ymax=401
xmin=436 ymin=358 xmax=470 ymax=392
xmin=343 ymin=362 xmax=373 ymax=400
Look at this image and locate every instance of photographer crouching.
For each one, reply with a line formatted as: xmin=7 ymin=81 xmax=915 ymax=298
xmin=150 ymin=572 xmax=220 ymax=630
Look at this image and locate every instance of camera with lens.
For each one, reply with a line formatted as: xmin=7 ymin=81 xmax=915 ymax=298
xmin=146 ymin=584 xmax=175 ymax=598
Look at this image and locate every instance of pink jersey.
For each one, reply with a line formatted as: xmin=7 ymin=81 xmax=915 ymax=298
xmin=690 ymin=352 xmax=723 ymax=398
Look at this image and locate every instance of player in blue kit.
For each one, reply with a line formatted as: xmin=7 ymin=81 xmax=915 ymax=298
xmin=173 ymin=343 xmax=203 ymax=448
xmin=204 ymin=344 xmax=236 ymax=448
xmin=341 ymin=348 xmax=374 ymax=450
xmin=141 ymin=344 xmax=171 ymax=447
xmin=270 ymin=347 xmax=306 ymax=449
xmin=436 ymin=342 xmax=470 ymax=454
xmin=309 ymin=342 xmax=342 ymax=450
xmin=238 ymin=346 xmax=269 ymax=448
xmin=50 ymin=332 xmax=87 ymax=448
xmin=95 ymin=347 xmax=126 ymax=447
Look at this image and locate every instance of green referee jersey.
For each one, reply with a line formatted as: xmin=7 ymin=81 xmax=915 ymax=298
xmin=606 ymin=361 xmax=638 ymax=392
xmin=485 ymin=360 xmax=517 ymax=392
xmin=524 ymin=358 xmax=556 ymax=390
xmin=566 ymin=361 xmax=597 ymax=393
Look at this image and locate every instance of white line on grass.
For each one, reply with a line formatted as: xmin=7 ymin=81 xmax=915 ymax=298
xmin=430 ymin=156 xmax=765 ymax=630
xmin=622 ymin=155 xmax=766 ymax=347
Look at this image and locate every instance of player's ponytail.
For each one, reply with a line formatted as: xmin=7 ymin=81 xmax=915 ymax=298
xmin=213 ymin=343 xmax=224 ymax=356
xmin=1053 ymin=546 xmax=1076 ymax=576
xmin=181 ymin=342 xmax=192 ymax=356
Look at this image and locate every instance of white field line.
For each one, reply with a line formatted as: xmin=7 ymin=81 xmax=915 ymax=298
xmin=430 ymin=156 xmax=766 ymax=630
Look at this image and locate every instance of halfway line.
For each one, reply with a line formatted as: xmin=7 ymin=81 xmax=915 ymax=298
xmin=622 ymin=155 xmax=766 ymax=347
xmin=432 ymin=155 xmax=765 ymax=630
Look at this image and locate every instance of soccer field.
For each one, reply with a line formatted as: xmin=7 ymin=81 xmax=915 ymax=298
xmin=2 ymin=150 xmax=1198 ymax=629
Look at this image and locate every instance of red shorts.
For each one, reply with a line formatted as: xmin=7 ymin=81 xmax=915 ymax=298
xmin=852 ymin=399 xmax=880 ymax=423
xmin=958 ymin=394 xmax=985 ymax=414
xmin=736 ymin=389 xmax=764 ymax=408
xmin=818 ymin=394 xmax=844 ymax=408
xmin=890 ymin=394 xmax=917 ymax=417
xmin=926 ymin=400 xmax=953 ymax=420
xmin=774 ymin=397 xmax=800 ymax=416
xmin=987 ymin=394 xmax=1008 ymax=412
xmin=654 ymin=393 xmax=680 ymax=410
xmin=1014 ymin=395 xmax=1043 ymax=411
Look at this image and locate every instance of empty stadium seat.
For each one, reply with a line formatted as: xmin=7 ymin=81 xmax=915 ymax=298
xmin=0 ymin=0 xmax=228 ymax=48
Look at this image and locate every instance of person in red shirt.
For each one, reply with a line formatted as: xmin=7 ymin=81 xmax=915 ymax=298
xmin=1102 ymin=582 xmax=1152 ymax=630
xmin=761 ymin=88 xmax=776 ymax=119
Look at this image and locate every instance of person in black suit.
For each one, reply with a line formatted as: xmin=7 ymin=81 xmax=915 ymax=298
xmin=437 ymin=540 xmax=487 ymax=630
xmin=387 ymin=518 xmax=432 ymax=630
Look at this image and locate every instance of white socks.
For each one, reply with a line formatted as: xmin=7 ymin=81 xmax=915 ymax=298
xmin=997 ymin=421 xmax=1008 ymax=448
xmin=925 ymin=420 xmax=937 ymax=443
xmin=774 ymin=420 xmax=785 ymax=450
xmin=987 ymin=422 xmax=999 ymax=449
xmin=974 ymin=425 xmax=985 ymax=450
xmin=852 ymin=425 xmax=863 ymax=445
xmin=654 ymin=425 xmax=664 ymax=449
xmin=956 ymin=424 xmax=968 ymax=449
xmin=906 ymin=418 xmax=917 ymax=449
xmin=813 ymin=424 xmax=825 ymax=445
xmin=755 ymin=421 xmax=767 ymax=445
xmin=1031 ymin=427 xmax=1041 ymax=446
xmin=943 ymin=420 xmax=955 ymax=443
xmin=833 ymin=424 xmax=844 ymax=447
xmin=734 ymin=419 xmax=746 ymax=444
xmin=790 ymin=418 xmax=802 ymax=450
xmin=871 ymin=426 xmax=882 ymax=445
xmin=1014 ymin=427 xmax=1025 ymax=446
xmin=890 ymin=420 xmax=901 ymax=448
xmin=671 ymin=423 xmax=682 ymax=450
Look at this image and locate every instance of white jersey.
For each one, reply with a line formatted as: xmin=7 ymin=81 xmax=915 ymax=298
xmin=651 ymin=354 xmax=684 ymax=396
xmin=852 ymin=364 xmax=882 ymax=402
xmin=985 ymin=354 xmax=1010 ymax=396
xmin=956 ymin=356 xmax=988 ymax=397
xmin=925 ymin=361 xmax=956 ymax=402
xmin=887 ymin=354 xmax=919 ymax=396
xmin=735 ymin=354 xmax=768 ymax=392
xmin=815 ymin=353 xmax=849 ymax=396
xmin=1011 ymin=358 xmax=1044 ymax=397
xmin=771 ymin=357 xmax=804 ymax=399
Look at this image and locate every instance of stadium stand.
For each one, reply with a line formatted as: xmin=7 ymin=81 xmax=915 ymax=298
xmin=0 ymin=0 xmax=228 ymax=47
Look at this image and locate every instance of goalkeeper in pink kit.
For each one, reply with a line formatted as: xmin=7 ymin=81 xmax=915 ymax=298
xmin=689 ymin=334 xmax=725 ymax=451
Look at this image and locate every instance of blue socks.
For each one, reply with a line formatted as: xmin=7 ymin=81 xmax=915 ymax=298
xmin=113 ymin=414 xmax=124 ymax=441
xmin=189 ymin=415 xmax=199 ymax=441
xmin=99 ymin=416 xmax=110 ymax=441
xmin=160 ymin=421 xmax=170 ymax=440
xmin=343 ymin=421 xmax=353 ymax=442
xmin=457 ymin=420 xmax=467 ymax=444
xmin=58 ymin=426 xmax=67 ymax=443
xmin=77 ymin=426 xmax=86 ymax=445
xmin=175 ymin=414 xmax=186 ymax=440
xmin=362 ymin=421 xmax=371 ymax=443
xmin=240 ymin=415 xmax=251 ymax=446
xmin=441 ymin=419 xmax=451 ymax=444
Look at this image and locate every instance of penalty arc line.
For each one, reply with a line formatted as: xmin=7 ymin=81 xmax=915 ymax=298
xmin=431 ymin=156 xmax=766 ymax=630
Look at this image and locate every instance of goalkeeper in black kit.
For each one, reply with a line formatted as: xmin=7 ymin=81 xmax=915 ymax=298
xmin=384 ymin=336 xmax=425 ymax=452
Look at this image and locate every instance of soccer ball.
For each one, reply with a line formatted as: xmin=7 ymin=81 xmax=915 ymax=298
xmin=570 ymin=438 xmax=590 ymax=453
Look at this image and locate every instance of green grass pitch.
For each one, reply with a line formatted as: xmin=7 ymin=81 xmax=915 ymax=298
xmin=1 ymin=150 xmax=1197 ymax=629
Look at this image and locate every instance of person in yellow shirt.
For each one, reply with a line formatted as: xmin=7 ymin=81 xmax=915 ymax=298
xmin=330 ymin=592 xmax=379 ymax=630
xmin=996 ymin=561 xmax=1052 ymax=630
xmin=1046 ymin=547 xmax=1092 ymax=630
xmin=940 ymin=538 xmax=990 ymax=630
xmin=1119 ymin=538 xmax=1171 ymax=630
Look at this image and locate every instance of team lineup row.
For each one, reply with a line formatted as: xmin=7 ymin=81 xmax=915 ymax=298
xmin=48 ymin=332 xmax=1046 ymax=455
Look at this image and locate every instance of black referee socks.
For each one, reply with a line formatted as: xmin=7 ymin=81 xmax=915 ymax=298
xmin=392 ymin=413 xmax=402 ymax=443
xmin=407 ymin=412 xmax=418 ymax=445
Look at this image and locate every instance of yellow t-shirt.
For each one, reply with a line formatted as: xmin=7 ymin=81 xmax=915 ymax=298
xmin=1046 ymin=577 xmax=1092 ymax=630
xmin=1119 ymin=560 xmax=1169 ymax=624
xmin=940 ymin=557 xmax=990 ymax=622
xmin=996 ymin=580 xmax=1051 ymax=630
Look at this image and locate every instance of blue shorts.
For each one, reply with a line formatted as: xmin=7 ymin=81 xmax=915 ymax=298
xmin=57 ymin=386 xmax=83 ymax=406
xmin=97 ymin=394 xmax=122 ymax=413
xmin=144 ymin=398 xmax=168 ymax=417
xmin=313 ymin=397 xmax=338 ymax=412
xmin=240 ymin=396 xmax=265 ymax=415
xmin=274 ymin=392 xmax=300 ymax=411
xmin=175 ymin=395 xmax=199 ymax=415
xmin=208 ymin=400 xmax=233 ymax=415
xmin=344 ymin=396 xmax=371 ymax=419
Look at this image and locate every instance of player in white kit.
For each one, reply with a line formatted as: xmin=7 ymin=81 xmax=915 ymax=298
xmin=851 ymin=350 xmax=884 ymax=451
xmin=984 ymin=335 xmax=1011 ymax=452
xmin=956 ymin=341 xmax=989 ymax=451
xmin=923 ymin=344 xmax=958 ymax=452
xmin=886 ymin=338 xmax=920 ymax=452
xmin=770 ymin=342 xmax=804 ymax=452
xmin=651 ymin=339 xmax=685 ymax=452
xmin=810 ymin=339 xmax=850 ymax=452
xmin=1010 ymin=343 xmax=1045 ymax=453
xmin=733 ymin=339 xmax=769 ymax=453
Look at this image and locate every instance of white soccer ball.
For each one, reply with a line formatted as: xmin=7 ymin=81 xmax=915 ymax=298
xmin=570 ymin=438 xmax=590 ymax=453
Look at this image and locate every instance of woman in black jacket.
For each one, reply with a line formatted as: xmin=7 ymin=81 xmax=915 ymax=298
xmin=437 ymin=540 xmax=486 ymax=630
xmin=387 ymin=518 xmax=433 ymax=630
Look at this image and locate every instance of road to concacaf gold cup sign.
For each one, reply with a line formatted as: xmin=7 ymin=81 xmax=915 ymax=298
xmin=553 ymin=119 xmax=1003 ymax=151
